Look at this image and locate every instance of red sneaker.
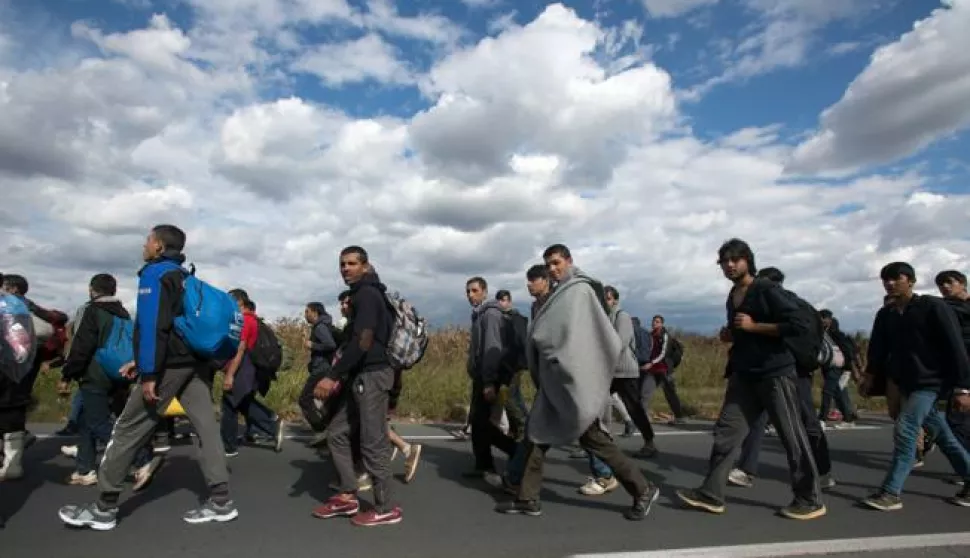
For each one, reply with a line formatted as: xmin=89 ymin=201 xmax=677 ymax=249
xmin=312 ymin=496 xmax=360 ymax=519
xmin=351 ymin=507 xmax=403 ymax=527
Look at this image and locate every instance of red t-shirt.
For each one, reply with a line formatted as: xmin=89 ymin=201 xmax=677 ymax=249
xmin=241 ymin=311 xmax=258 ymax=351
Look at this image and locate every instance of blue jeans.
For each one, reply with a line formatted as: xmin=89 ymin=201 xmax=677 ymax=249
xmin=588 ymin=453 xmax=613 ymax=479
xmin=220 ymin=392 xmax=277 ymax=452
xmin=507 ymin=440 xmax=527 ymax=485
xmin=68 ymin=391 xmax=83 ymax=425
xmin=883 ymin=390 xmax=970 ymax=495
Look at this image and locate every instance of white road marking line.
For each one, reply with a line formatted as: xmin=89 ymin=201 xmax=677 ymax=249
xmin=569 ymin=532 xmax=970 ymax=558
xmin=33 ymin=425 xmax=882 ymax=443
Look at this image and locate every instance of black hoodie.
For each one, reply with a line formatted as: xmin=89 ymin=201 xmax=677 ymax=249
xmin=945 ymin=297 xmax=970 ymax=357
xmin=62 ymin=297 xmax=131 ymax=392
xmin=326 ymin=272 xmax=392 ymax=382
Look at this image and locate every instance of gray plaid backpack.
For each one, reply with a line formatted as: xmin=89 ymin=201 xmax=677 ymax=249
xmin=384 ymin=291 xmax=429 ymax=370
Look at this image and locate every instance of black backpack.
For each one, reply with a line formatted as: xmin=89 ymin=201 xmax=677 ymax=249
xmin=250 ymin=319 xmax=283 ymax=382
xmin=501 ymin=311 xmax=529 ymax=377
xmin=760 ymin=280 xmax=823 ymax=376
xmin=667 ymin=334 xmax=684 ymax=369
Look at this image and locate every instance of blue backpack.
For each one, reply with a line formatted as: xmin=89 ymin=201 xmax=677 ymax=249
xmin=95 ymin=314 xmax=134 ymax=382
xmin=171 ymin=264 xmax=244 ymax=360
xmin=0 ymin=293 xmax=36 ymax=382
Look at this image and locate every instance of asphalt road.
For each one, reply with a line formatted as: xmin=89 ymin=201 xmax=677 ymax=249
xmin=2 ymin=418 xmax=969 ymax=558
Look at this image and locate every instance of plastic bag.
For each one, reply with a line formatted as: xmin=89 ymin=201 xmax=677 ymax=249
xmin=0 ymin=294 xmax=37 ymax=382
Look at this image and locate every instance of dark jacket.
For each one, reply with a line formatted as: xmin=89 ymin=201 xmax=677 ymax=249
xmin=326 ymin=272 xmax=392 ymax=382
xmin=134 ymin=251 xmax=199 ymax=376
xmin=308 ymin=313 xmax=338 ymax=377
xmin=725 ymin=278 xmax=807 ymax=379
xmin=466 ymin=300 xmax=505 ymax=387
xmin=945 ymin=297 xmax=970 ymax=358
xmin=61 ymin=297 xmax=130 ymax=392
xmin=868 ymin=294 xmax=970 ymax=395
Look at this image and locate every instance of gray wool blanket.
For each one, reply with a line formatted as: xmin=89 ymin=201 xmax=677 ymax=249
xmin=526 ymin=268 xmax=623 ymax=446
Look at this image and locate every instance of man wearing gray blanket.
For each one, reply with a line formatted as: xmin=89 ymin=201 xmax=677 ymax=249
xmin=495 ymin=244 xmax=660 ymax=520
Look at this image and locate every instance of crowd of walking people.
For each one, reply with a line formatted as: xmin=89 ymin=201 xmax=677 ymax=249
xmin=1 ymin=225 xmax=969 ymax=531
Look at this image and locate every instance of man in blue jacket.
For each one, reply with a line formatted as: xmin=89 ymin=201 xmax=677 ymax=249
xmin=58 ymin=224 xmax=236 ymax=531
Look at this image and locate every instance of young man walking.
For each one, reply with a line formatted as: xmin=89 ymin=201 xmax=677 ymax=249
xmin=676 ymin=239 xmax=825 ymax=520
xmin=58 ymin=274 xmax=160 ymax=489
xmin=859 ymin=262 xmax=970 ymax=510
xmin=640 ymin=315 xmax=688 ymax=425
xmin=312 ymin=246 xmax=401 ymax=527
xmin=937 ymin=270 xmax=970 ymax=452
xmin=463 ymin=277 xmax=517 ymax=485
xmin=496 ymin=244 xmax=659 ymax=520
xmin=59 ymin=224 xmax=237 ymax=530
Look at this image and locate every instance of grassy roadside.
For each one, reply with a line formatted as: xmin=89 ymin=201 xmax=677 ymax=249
xmin=27 ymin=321 xmax=886 ymax=424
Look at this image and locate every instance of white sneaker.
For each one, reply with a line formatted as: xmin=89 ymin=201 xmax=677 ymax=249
xmin=483 ymin=471 xmax=503 ymax=489
xmin=61 ymin=445 xmax=79 ymax=458
xmin=132 ymin=456 xmax=163 ymax=492
xmin=728 ymin=468 xmax=753 ymax=488
xmin=579 ymin=476 xmax=619 ymax=496
xmin=68 ymin=471 xmax=98 ymax=486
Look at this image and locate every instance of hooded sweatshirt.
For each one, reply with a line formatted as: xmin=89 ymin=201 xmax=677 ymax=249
xmin=308 ymin=312 xmax=338 ymax=377
xmin=134 ymin=250 xmax=200 ymax=376
xmin=326 ymin=271 xmax=392 ymax=382
xmin=945 ymin=297 xmax=970 ymax=358
xmin=61 ymin=296 xmax=130 ymax=391
xmin=467 ymin=299 xmax=505 ymax=386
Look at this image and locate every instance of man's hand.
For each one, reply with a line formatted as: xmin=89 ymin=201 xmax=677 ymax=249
xmin=857 ymin=374 xmax=872 ymax=398
xmin=733 ymin=313 xmax=755 ymax=332
xmin=57 ymin=380 xmax=72 ymax=398
xmin=304 ymin=339 xmax=313 ymax=350
xmin=954 ymin=392 xmax=970 ymax=413
xmin=223 ymin=373 xmax=235 ymax=392
xmin=719 ymin=326 xmax=733 ymax=343
xmin=483 ymin=386 xmax=496 ymax=403
xmin=314 ymin=377 xmax=337 ymax=400
xmin=119 ymin=361 xmax=137 ymax=380
xmin=40 ymin=362 xmax=51 ymax=374
xmin=142 ymin=379 xmax=159 ymax=404
xmin=641 ymin=363 xmax=653 ymax=372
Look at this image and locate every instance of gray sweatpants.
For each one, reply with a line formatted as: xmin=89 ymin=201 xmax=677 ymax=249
xmin=327 ymin=367 xmax=395 ymax=511
xmin=98 ymin=366 xmax=229 ymax=502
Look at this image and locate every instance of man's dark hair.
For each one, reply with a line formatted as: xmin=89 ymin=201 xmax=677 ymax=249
xmin=756 ymin=267 xmax=785 ymax=284
xmin=2 ymin=274 xmax=28 ymax=295
xmin=152 ymin=224 xmax=186 ymax=253
xmin=467 ymin=276 xmax=488 ymax=290
xmin=338 ymin=290 xmax=352 ymax=301
xmin=652 ymin=314 xmax=664 ymax=324
xmin=90 ymin=274 xmax=117 ymax=297
xmin=936 ymin=270 xmax=967 ymax=287
xmin=718 ymin=238 xmax=757 ymax=275
xmin=526 ymin=264 xmax=548 ymax=281
xmin=542 ymin=243 xmax=572 ymax=261
xmin=880 ymin=262 xmax=916 ymax=282
xmin=306 ymin=302 xmax=326 ymax=316
xmin=496 ymin=289 xmax=511 ymax=301
xmin=244 ymin=300 xmax=256 ymax=312
xmin=604 ymin=285 xmax=619 ymax=300
xmin=340 ymin=245 xmax=369 ymax=263
xmin=228 ymin=289 xmax=251 ymax=304
xmin=819 ymin=309 xmax=834 ymax=319
xmin=631 ymin=316 xmax=641 ymax=328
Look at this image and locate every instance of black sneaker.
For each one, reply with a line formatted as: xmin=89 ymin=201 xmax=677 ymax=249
xmin=621 ymin=423 xmax=636 ymax=437
xmin=501 ymin=474 xmax=520 ymax=496
xmin=675 ymin=488 xmax=725 ymax=514
xmin=495 ymin=500 xmax=542 ymax=517
xmin=779 ymin=501 xmax=827 ymax=520
xmin=635 ymin=442 xmax=658 ymax=459
xmin=820 ymin=474 xmax=837 ymax=490
xmin=862 ymin=491 xmax=902 ymax=511
xmin=55 ymin=423 xmax=79 ymax=437
xmin=949 ymin=487 xmax=970 ymax=508
xmin=625 ymin=485 xmax=661 ymax=521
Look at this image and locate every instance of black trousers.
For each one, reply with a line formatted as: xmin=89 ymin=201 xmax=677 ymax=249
xmin=470 ymin=378 xmax=517 ymax=472
xmin=611 ymin=377 xmax=655 ymax=442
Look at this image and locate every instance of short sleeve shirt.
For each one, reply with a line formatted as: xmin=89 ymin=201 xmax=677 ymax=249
xmin=241 ymin=312 xmax=258 ymax=351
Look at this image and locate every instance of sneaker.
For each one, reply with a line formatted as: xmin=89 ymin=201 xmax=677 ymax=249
xmin=404 ymin=444 xmax=422 ymax=484
xmin=132 ymin=456 xmax=163 ymax=492
xmin=676 ymin=488 xmax=725 ymax=514
xmin=274 ymin=418 xmax=285 ymax=453
xmin=351 ymin=507 xmax=403 ymax=527
xmin=182 ymin=499 xmax=239 ymax=524
xmin=154 ymin=444 xmax=172 ymax=454
xmin=862 ymin=491 xmax=902 ymax=511
xmin=495 ymin=500 xmax=542 ymax=516
xmin=68 ymin=471 xmax=97 ymax=486
xmin=779 ymin=501 xmax=827 ymax=520
xmin=313 ymin=496 xmax=360 ymax=519
xmin=55 ymin=423 xmax=79 ymax=437
xmin=58 ymin=503 xmax=118 ymax=531
xmin=579 ymin=476 xmax=619 ymax=496
xmin=225 ymin=449 xmax=239 ymax=458
xmin=950 ymin=478 xmax=966 ymax=486
xmin=635 ymin=442 xmax=659 ymax=459
xmin=449 ymin=425 xmax=471 ymax=441
xmin=621 ymin=423 xmax=637 ymax=437
xmin=728 ymin=469 xmax=753 ymax=488
xmin=625 ymin=485 xmax=661 ymax=521
xmin=60 ymin=445 xmax=78 ymax=458
xmin=949 ymin=488 xmax=970 ymax=508
xmin=820 ymin=474 xmax=837 ymax=490
xmin=483 ymin=471 xmax=503 ymax=489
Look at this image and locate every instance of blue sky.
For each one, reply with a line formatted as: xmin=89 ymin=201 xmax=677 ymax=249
xmin=1 ymin=0 xmax=968 ymax=333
